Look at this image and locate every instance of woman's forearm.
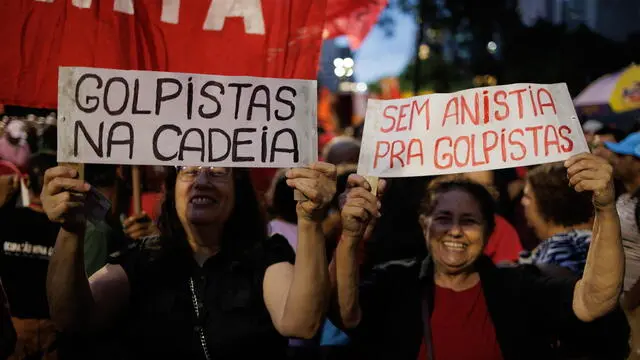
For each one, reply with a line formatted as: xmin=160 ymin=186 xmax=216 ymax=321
xmin=335 ymin=236 xmax=362 ymax=328
xmin=574 ymin=206 xmax=624 ymax=321
xmin=47 ymin=227 xmax=96 ymax=332
xmin=282 ymin=219 xmax=330 ymax=337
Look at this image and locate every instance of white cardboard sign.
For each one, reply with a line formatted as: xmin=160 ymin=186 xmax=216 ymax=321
xmin=58 ymin=67 xmax=318 ymax=167
xmin=358 ymin=83 xmax=589 ymax=177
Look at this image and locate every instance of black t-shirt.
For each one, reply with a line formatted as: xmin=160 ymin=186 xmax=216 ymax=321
xmin=106 ymin=234 xmax=295 ymax=360
xmin=0 ymin=203 xmax=60 ymax=319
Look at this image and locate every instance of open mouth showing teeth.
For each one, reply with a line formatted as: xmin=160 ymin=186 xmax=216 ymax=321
xmin=443 ymin=241 xmax=467 ymax=251
xmin=191 ymin=196 xmax=216 ymax=205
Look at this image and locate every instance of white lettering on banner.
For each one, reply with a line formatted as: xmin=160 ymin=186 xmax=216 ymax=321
xmin=161 ymin=0 xmax=181 ymax=24
xmin=57 ymin=67 xmax=318 ymax=168
xmin=204 ymin=0 xmax=265 ymax=34
xmin=72 ymin=0 xmax=91 ymax=8
xmin=114 ymin=0 xmax=134 ymax=15
xmin=357 ymin=83 xmax=589 ymax=178
xmin=35 ymin=0 xmax=90 ymax=6
xmin=33 ymin=0 xmax=266 ymax=34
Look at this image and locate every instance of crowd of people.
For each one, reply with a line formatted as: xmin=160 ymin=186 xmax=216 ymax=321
xmin=0 ymin=109 xmax=639 ymax=359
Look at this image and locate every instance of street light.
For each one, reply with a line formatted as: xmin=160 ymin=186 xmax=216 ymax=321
xmin=487 ymin=41 xmax=497 ymax=54
xmin=342 ymin=57 xmax=354 ymax=69
xmin=333 ymin=57 xmax=355 ymax=79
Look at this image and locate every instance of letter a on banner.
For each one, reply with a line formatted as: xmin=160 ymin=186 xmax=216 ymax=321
xmin=204 ymin=0 xmax=266 ymax=34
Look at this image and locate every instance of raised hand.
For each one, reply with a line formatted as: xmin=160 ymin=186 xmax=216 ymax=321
xmin=341 ymin=174 xmax=386 ymax=241
xmin=565 ymin=153 xmax=615 ymax=210
xmin=40 ymin=166 xmax=90 ymax=232
xmin=286 ymin=162 xmax=337 ymax=222
xmin=123 ymin=212 xmax=160 ymax=240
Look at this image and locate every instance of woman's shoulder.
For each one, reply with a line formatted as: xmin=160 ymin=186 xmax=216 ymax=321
xmin=108 ymin=235 xmax=163 ymax=262
xmin=491 ymin=262 xmax=578 ymax=297
xmin=106 ymin=235 xmax=172 ymax=283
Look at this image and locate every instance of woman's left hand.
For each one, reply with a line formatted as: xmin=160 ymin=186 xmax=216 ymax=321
xmin=565 ymin=153 xmax=615 ymax=210
xmin=286 ymin=162 xmax=337 ymax=222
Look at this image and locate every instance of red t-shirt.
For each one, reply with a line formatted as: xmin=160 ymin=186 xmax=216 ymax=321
xmin=484 ymin=215 xmax=523 ymax=264
xmin=417 ymin=282 xmax=504 ymax=360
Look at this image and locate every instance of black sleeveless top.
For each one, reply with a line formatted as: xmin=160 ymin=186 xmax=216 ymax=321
xmin=106 ymin=234 xmax=295 ymax=360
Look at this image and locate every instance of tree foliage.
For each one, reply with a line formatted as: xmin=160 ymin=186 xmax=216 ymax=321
xmin=379 ymin=0 xmax=639 ymax=96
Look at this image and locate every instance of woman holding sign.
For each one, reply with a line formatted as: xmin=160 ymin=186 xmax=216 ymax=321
xmin=41 ymin=163 xmax=336 ymax=359
xmin=334 ymin=153 xmax=628 ymax=359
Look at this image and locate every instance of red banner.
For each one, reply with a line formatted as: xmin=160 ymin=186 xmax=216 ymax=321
xmin=324 ymin=0 xmax=387 ymax=50
xmin=0 ymin=0 xmax=327 ymax=109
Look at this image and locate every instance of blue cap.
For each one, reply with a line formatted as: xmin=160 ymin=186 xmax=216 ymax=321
xmin=605 ymin=132 xmax=640 ymax=157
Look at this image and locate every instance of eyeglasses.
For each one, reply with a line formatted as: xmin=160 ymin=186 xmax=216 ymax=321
xmin=177 ymin=166 xmax=231 ymax=182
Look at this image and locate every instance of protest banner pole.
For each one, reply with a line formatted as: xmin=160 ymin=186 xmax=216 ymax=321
xmin=365 ymin=176 xmax=378 ymax=196
xmin=131 ymin=166 xmax=142 ymax=214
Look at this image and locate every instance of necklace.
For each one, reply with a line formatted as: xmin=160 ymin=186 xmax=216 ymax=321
xmin=189 ymin=277 xmax=212 ymax=360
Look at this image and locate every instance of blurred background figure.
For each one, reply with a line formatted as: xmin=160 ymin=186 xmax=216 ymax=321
xmin=519 ymin=163 xmax=594 ymax=276
xmin=322 ymin=136 xmax=361 ymax=165
xmin=0 ymin=120 xmax=30 ymax=172
xmin=582 ymin=119 xmax=604 ymax=145
xmin=0 ymin=278 xmax=16 ymax=360
xmin=0 ymin=153 xmax=60 ymax=360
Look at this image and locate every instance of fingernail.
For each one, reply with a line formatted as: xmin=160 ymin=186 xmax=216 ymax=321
xmin=377 ymin=201 xmax=382 ymax=209
xmin=285 ymin=170 xmax=292 ymax=178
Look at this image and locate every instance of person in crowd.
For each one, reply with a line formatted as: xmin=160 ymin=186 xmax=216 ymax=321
xmin=43 ymin=163 xmax=336 ymax=359
xmin=592 ymin=126 xmax=626 ymax=164
xmin=267 ymin=169 xmax=353 ymax=360
xmin=83 ymin=164 xmax=159 ymax=277
xmin=0 ymin=153 xmax=60 ymax=360
xmin=0 ymin=278 xmax=16 ymax=360
xmin=267 ymin=169 xmax=298 ymax=250
xmin=322 ymin=136 xmax=360 ymax=165
xmin=582 ymin=119 xmax=604 ymax=145
xmin=604 ymin=133 xmax=640 ymax=358
xmin=335 ymin=153 xmax=628 ymax=359
xmin=518 ymin=163 xmax=594 ymax=276
xmin=0 ymin=120 xmax=30 ymax=172
xmin=441 ymin=172 xmax=523 ymax=264
xmin=604 ymin=134 xmax=640 ymax=304
xmin=591 ymin=126 xmax=628 ymax=199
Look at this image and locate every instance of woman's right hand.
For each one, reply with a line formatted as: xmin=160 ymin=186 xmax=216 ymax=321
xmin=41 ymin=166 xmax=90 ymax=232
xmin=340 ymin=174 xmax=385 ymax=241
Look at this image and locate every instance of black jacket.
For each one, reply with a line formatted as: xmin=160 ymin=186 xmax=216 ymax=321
xmin=349 ymin=256 xmax=629 ymax=360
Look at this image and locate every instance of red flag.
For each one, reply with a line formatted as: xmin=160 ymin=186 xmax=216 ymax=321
xmin=324 ymin=0 xmax=387 ymax=50
xmin=0 ymin=0 xmax=327 ymax=109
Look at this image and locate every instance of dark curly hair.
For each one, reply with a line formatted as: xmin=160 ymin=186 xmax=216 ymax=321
xmin=526 ymin=162 xmax=593 ymax=227
xmin=269 ymin=172 xmax=297 ymax=224
xmin=157 ymin=167 xmax=268 ymax=260
xmin=363 ymin=177 xmax=430 ymax=267
xmin=421 ymin=179 xmax=497 ymax=239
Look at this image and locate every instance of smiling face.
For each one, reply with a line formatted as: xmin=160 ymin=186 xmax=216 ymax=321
xmin=420 ymin=189 xmax=486 ymax=275
xmin=174 ymin=167 xmax=235 ymax=230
